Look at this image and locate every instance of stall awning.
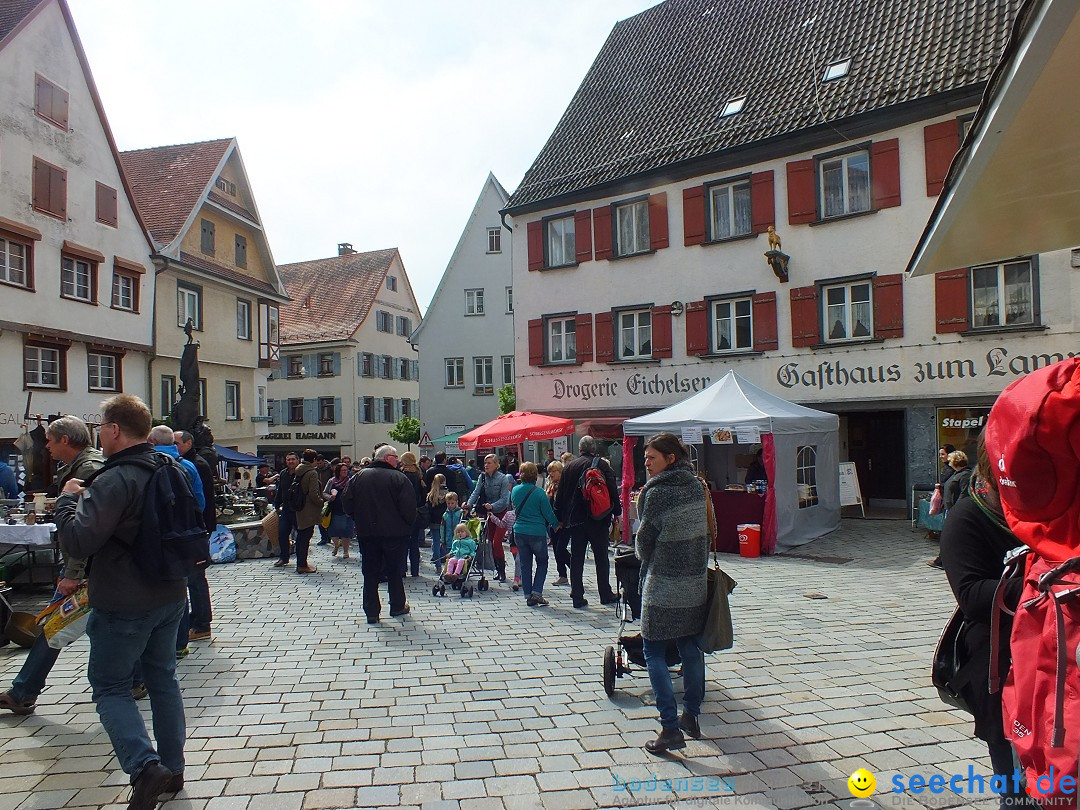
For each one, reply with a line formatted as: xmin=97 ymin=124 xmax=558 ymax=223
xmin=907 ymin=0 xmax=1080 ymax=277
xmin=213 ymin=444 xmax=264 ymax=466
xmin=431 ymin=430 xmax=467 ymax=444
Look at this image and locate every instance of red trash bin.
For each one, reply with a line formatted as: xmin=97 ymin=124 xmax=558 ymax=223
xmin=737 ymin=523 xmax=761 ymax=558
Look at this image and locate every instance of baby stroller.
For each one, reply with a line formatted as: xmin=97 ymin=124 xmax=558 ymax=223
xmin=604 ymin=547 xmax=680 ymax=696
xmin=431 ymin=515 xmax=490 ymax=599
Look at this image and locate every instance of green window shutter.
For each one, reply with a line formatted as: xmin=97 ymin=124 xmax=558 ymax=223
xmin=304 ymin=398 xmax=317 ymax=425
xmin=332 ymin=352 xmax=341 ymax=376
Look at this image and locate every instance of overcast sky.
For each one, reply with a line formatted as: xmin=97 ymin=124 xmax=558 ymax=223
xmin=68 ymin=0 xmax=659 ymax=312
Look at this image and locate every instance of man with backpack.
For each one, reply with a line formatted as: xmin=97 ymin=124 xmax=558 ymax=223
xmin=555 ymin=435 xmax=620 ymax=609
xmin=272 ymin=449 xmax=322 ymax=573
xmin=54 ymin=394 xmax=192 ymax=809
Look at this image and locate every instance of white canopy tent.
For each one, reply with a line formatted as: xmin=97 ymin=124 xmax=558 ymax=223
xmin=623 ymin=371 xmax=840 ymax=553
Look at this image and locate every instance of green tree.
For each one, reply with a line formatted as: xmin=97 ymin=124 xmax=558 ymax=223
xmin=389 ymin=415 xmax=421 ymax=449
xmin=497 ymin=384 xmax=516 ymax=414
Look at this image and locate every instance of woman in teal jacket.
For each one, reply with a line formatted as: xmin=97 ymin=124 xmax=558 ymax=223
xmin=510 ymin=462 xmax=560 ymax=606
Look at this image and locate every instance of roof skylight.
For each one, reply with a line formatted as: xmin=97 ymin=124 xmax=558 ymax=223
xmin=720 ymin=95 xmax=746 ymax=117
xmin=824 ymin=58 xmax=851 ymax=81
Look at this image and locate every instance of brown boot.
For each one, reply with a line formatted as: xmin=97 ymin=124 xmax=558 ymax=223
xmin=644 ymin=727 xmax=685 ymax=754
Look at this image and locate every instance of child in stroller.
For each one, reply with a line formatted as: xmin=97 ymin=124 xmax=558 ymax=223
xmin=444 ymin=523 xmax=476 ymax=581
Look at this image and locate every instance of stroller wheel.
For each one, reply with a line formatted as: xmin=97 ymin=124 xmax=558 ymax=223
xmin=478 ymin=580 xmax=488 ymax=592
xmin=460 ymin=586 xmax=468 ymax=598
xmin=467 ymin=586 xmax=475 ymax=598
xmin=432 ymin=585 xmax=439 ymax=597
xmin=439 ymin=585 xmax=446 ymax=597
xmin=603 ymin=646 xmax=617 ymax=696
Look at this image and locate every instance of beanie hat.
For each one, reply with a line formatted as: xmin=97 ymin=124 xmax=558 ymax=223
xmin=984 ymin=358 xmax=1080 ymax=561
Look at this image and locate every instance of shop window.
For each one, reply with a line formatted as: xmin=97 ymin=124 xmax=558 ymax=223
xmin=796 ymin=446 xmax=818 ymax=508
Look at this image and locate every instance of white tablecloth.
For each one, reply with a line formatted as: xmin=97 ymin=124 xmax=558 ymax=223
xmin=0 ymin=523 xmax=56 ymax=546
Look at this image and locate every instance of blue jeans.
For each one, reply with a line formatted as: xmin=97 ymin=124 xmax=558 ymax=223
xmin=642 ymin=635 xmax=705 ymax=730
xmin=277 ymin=508 xmax=296 ymax=563
xmin=516 ymin=533 xmax=548 ymax=599
xmin=87 ymin=600 xmax=187 ymax=780
xmin=429 ymin=523 xmax=443 ymax=567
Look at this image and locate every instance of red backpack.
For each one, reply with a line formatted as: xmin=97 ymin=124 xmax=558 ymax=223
xmin=579 ymin=456 xmax=613 ymax=522
xmin=986 ymin=359 xmax=1080 ymax=807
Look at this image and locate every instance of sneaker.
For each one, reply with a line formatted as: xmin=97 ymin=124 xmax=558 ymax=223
xmin=188 ymin=629 xmax=211 ymax=642
xmin=389 ymin=604 xmax=411 ymax=617
xmin=131 ymin=683 xmax=149 ymax=701
xmin=176 ymin=646 xmax=190 ymax=658
xmin=552 ymin=577 xmax=569 ymax=586
xmin=0 ymin=691 xmax=36 ymax=715
xmin=128 ymin=761 xmax=173 ymax=810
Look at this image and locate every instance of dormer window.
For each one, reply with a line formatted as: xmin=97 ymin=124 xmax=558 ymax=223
xmin=823 ymin=58 xmax=851 ymax=81
xmin=720 ymin=96 xmax=746 ymax=117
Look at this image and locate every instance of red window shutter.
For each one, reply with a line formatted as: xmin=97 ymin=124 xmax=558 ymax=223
xmin=786 ymin=160 xmax=817 ymax=225
xmin=751 ymin=292 xmax=778 ymax=352
xmin=935 ymin=269 xmax=970 ymax=333
xmin=574 ymin=313 xmax=593 ymax=364
xmin=527 ymin=221 xmax=544 ymax=271
xmin=32 ymin=158 xmax=48 ymax=212
xmin=51 ymin=165 xmax=66 ymax=220
xmin=96 ymin=182 xmax=118 ymax=227
xmin=682 ymin=186 xmax=706 ymax=246
xmin=574 ymin=210 xmax=592 ymax=263
xmin=594 ymin=312 xmax=614 ymax=363
xmin=528 ymin=318 xmax=544 ymax=365
xmin=924 ymin=120 xmax=959 ymax=196
xmin=648 ymin=192 xmax=668 ymax=250
xmin=685 ymin=300 xmax=709 ymax=356
xmin=871 ymin=138 xmax=901 ymax=209
xmin=651 ymin=306 xmax=672 ymax=358
xmin=750 ymin=171 xmax=775 ymax=234
xmin=872 ymin=274 xmax=904 ymax=339
xmin=790 ymin=286 xmax=820 ymax=347
xmin=594 ymin=205 xmax=612 ymax=260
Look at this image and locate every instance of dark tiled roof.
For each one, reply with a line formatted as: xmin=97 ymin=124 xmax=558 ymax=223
xmin=0 ymin=0 xmax=43 ymax=44
xmin=119 ymin=139 xmax=232 ymax=246
xmin=506 ymin=0 xmax=1019 ymax=211
xmin=178 ymin=251 xmax=278 ymax=295
xmin=207 ymin=190 xmax=257 ymax=223
xmin=278 ymin=248 xmax=399 ymax=344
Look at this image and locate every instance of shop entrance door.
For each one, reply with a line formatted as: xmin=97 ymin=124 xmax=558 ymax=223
xmin=846 ymin=410 xmax=906 ymax=503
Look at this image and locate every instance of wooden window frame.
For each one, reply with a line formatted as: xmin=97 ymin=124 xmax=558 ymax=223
xmin=487 ymin=227 xmax=502 ymax=254
xmin=318 ymin=396 xmax=335 ymax=425
xmin=817 ymin=145 xmax=872 ymax=220
xmin=545 ymin=314 xmax=577 ymax=364
xmin=614 ymin=307 xmax=653 ymax=361
xmin=612 ymin=196 xmax=651 ymax=257
xmin=24 ymin=339 xmax=67 ymax=391
xmin=87 ymin=350 xmax=122 ymax=393
xmin=288 ymin=398 xmax=304 ymax=424
xmin=0 ymin=233 xmax=34 ymax=291
xmin=111 ymin=270 xmax=140 ymax=313
xmin=543 ymin=213 xmax=577 ymax=268
xmin=236 ymin=298 xmax=252 ymax=340
xmin=706 ymin=175 xmax=753 ymax=242
xmin=821 ymin=278 xmax=874 ymax=342
xmin=60 ymin=254 xmax=98 ymax=304
xmin=177 ymin=282 xmax=203 ymax=330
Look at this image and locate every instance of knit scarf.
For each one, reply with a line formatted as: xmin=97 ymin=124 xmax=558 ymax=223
xmin=969 ymin=474 xmax=1018 ymax=542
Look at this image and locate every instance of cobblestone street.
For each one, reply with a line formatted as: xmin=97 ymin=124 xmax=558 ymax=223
xmin=0 ymin=520 xmax=997 ymax=810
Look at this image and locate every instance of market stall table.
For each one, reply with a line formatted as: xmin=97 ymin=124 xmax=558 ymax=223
xmin=0 ymin=522 xmax=58 ymax=585
xmin=711 ymin=490 xmax=766 ymax=554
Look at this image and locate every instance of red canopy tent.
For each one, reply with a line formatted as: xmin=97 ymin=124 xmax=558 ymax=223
xmin=457 ymin=411 xmax=574 ymax=451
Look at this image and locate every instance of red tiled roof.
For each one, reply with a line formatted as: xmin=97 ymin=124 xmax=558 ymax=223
xmin=177 ymin=251 xmax=279 ymax=295
xmin=278 ymin=248 xmax=398 ymax=344
xmin=119 ymin=139 xmax=232 ymax=246
xmin=207 ymin=190 xmax=257 ymax=223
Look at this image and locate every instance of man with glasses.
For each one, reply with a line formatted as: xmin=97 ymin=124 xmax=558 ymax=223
xmin=343 ymin=444 xmax=416 ymax=623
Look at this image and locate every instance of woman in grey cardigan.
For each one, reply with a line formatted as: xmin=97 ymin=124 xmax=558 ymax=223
xmin=636 ymin=432 xmax=709 ymax=754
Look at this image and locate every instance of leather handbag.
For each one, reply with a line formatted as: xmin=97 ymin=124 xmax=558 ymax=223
xmin=932 ymin=606 xmax=974 ymax=714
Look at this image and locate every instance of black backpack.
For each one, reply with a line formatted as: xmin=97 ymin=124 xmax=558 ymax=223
xmin=286 ymin=470 xmax=312 ymax=512
xmin=89 ymin=452 xmax=209 ymax=579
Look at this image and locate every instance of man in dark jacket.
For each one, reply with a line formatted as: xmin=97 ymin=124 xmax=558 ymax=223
xmin=272 ymin=452 xmax=300 ymax=566
xmin=344 ymin=444 xmax=416 ymax=623
xmin=555 ymin=435 xmax=620 ymax=608
xmin=0 ymin=416 xmax=103 ymax=716
xmin=55 ymin=394 xmax=187 ymax=809
xmin=175 ymin=431 xmax=215 ymax=642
